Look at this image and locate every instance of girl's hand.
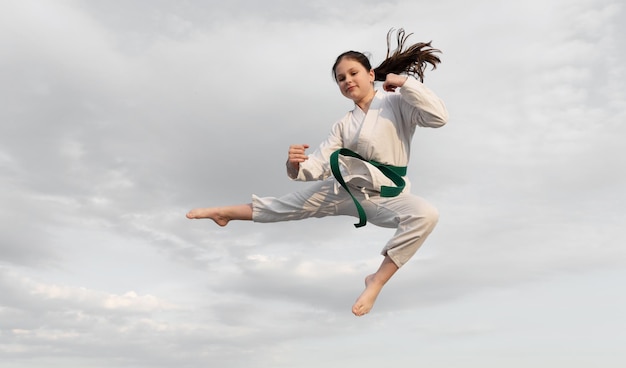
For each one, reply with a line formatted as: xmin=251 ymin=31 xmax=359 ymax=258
xmin=288 ymin=144 xmax=309 ymax=164
xmin=382 ymin=73 xmax=408 ymax=92
xmin=287 ymin=144 xmax=309 ymax=178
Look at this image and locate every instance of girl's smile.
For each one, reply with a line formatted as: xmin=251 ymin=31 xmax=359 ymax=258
xmin=334 ymin=58 xmax=376 ymax=110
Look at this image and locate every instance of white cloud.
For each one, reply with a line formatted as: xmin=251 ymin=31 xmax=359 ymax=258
xmin=0 ymin=0 xmax=624 ymax=367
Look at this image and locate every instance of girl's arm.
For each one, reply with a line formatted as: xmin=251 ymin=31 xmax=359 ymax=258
xmin=286 ymin=119 xmax=345 ymax=181
xmin=397 ymin=76 xmax=449 ymax=128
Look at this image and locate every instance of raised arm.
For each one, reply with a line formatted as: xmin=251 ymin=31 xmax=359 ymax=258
xmin=398 ymin=76 xmax=448 ymax=128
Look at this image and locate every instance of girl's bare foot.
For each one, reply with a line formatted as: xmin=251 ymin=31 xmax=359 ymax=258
xmin=186 ymin=207 xmax=230 ymax=226
xmin=351 ymin=256 xmax=398 ymax=316
xmin=186 ymin=204 xmax=253 ymax=226
xmin=352 ymin=274 xmax=384 ymax=316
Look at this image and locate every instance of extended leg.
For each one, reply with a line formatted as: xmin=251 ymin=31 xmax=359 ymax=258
xmin=186 ymin=204 xmax=253 ymax=226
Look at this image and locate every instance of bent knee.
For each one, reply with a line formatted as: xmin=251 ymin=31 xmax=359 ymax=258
xmin=403 ymin=203 xmax=439 ymax=232
xmin=420 ymin=206 xmax=439 ymax=231
xmin=425 ymin=205 xmax=440 ymax=227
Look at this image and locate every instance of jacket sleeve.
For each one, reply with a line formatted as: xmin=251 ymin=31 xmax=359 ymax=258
xmin=291 ymin=118 xmax=345 ymax=182
xmin=399 ymin=77 xmax=449 ymax=128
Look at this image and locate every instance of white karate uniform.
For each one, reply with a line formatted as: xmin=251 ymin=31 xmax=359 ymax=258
xmin=252 ymin=78 xmax=448 ymax=267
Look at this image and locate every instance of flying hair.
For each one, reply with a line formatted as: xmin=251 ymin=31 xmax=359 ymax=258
xmin=373 ymin=28 xmax=441 ymax=82
xmin=332 ymin=28 xmax=441 ymax=83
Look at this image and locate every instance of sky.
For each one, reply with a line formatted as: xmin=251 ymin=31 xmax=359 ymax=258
xmin=1 ymin=0 xmax=625 ymax=367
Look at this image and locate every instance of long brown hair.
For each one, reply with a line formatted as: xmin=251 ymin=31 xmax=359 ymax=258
xmin=332 ymin=28 xmax=441 ymax=83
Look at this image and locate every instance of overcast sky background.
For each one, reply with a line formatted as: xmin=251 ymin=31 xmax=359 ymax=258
xmin=1 ymin=0 xmax=625 ymax=367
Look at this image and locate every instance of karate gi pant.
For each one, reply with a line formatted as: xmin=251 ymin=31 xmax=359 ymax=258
xmin=251 ymin=178 xmax=439 ymax=268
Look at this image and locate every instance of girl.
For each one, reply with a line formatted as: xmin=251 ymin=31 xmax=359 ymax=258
xmin=187 ymin=29 xmax=448 ymax=316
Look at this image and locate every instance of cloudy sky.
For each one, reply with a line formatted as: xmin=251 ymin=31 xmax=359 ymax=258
xmin=1 ymin=0 xmax=625 ymax=367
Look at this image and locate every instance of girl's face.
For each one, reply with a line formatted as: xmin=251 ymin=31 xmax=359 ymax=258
xmin=334 ymin=58 xmax=375 ymax=103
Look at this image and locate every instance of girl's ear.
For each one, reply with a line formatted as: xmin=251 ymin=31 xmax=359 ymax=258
xmin=369 ymin=69 xmax=375 ymax=83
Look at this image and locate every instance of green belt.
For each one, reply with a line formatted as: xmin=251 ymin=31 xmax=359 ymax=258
xmin=329 ymin=148 xmax=407 ymax=228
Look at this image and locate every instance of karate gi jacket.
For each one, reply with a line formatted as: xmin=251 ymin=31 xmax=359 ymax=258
xmin=293 ymin=77 xmax=448 ymax=194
